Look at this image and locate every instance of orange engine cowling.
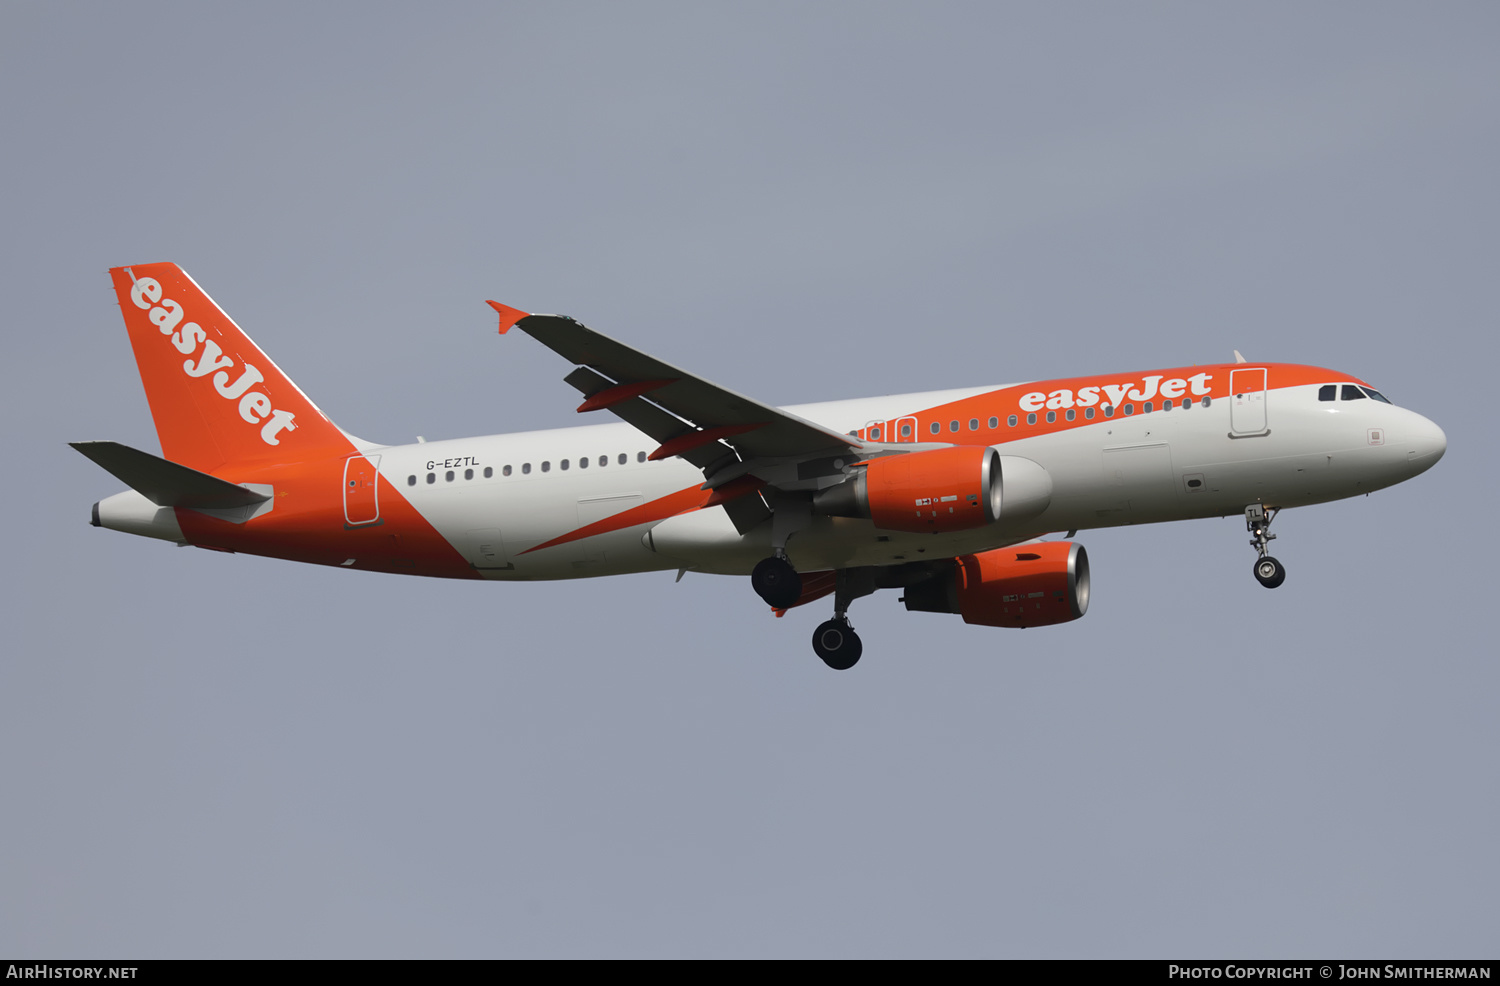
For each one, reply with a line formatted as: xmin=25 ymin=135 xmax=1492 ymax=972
xmin=813 ymin=446 xmax=1001 ymax=534
xmin=903 ymin=541 xmax=1090 ymax=628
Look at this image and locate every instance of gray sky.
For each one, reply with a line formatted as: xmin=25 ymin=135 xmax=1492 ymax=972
xmin=3 ymin=1 xmax=1496 ymax=958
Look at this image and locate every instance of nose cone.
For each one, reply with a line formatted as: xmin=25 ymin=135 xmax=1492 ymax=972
xmin=1406 ymin=413 xmax=1447 ymax=477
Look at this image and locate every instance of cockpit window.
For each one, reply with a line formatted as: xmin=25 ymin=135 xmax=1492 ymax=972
xmin=1319 ymin=385 xmax=1336 ymax=402
xmin=1362 ymin=387 xmax=1392 ymax=404
xmin=1341 ymin=384 xmax=1366 ymax=401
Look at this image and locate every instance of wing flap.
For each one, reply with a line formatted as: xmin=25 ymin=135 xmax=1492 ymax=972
xmin=562 ymin=365 xmax=738 ymax=470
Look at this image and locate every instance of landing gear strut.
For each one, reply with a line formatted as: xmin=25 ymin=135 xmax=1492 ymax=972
xmin=812 ymin=568 xmax=878 ymax=670
xmin=1245 ymin=504 xmax=1286 ymax=589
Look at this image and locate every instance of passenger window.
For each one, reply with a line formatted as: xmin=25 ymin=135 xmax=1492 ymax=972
xmin=560 ymin=459 xmax=569 ymax=470
xmin=599 ymin=455 xmax=607 ymax=467
xmin=1144 ymin=401 xmax=1153 ymax=413
xmin=1182 ymin=399 xmax=1191 ymax=409
xmin=1008 ymin=415 xmax=1017 ymax=427
xmin=1104 ymin=405 xmax=1114 ymax=417
xmin=900 ymin=423 xmax=912 ymax=437
xmin=445 ymin=470 xmax=454 ymax=482
xmin=949 ymin=420 xmax=959 ymax=433
xmin=1085 ymin=408 xmax=1095 ymax=419
xmin=1026 ymin=413 xmax=1037 ymax=425
xmin=1161 ymin=401 xmax=1170 ymax=412
xmin=487 ymin=467 xmax=496 ymax=478
xmin=637 ymin=452 xmax=647 ymax=462
xmin=930 ymin=422 xmax=940 ymax=435
xmin=578 ymin=457 xmax=588 ymax=469
xmin=522 ymin=463 xmax=531 ymax=475
xmin=542 ymin=462 xmax=551 ymax=473
xmin=407 ymin=475 xmax=416 ymax=486
xmin=1319 ymin=385 xmax=1336 ymax=401
xmin=988 ymin=417 xmax=998 ymax=429
xmin=464 ymin=468 xmax=474 ymax=480
xmin=1203 ymin=396 xmax=1212 ymax=407
xmin=1065 ymin=409 xmax=1075 ymax=421
xmin=1046 ymin=411 xmax=1056 ymax=423
xmin=426 ymin=472 xmax=435 ymax=484
xmin=1342 ymin=385 xmax=1366 ymax=401
xmin=618 ymin=453 xmax=627 ymax=465
xmin=869 ymin=427 xmax=881 ymax=441
xmin=969 ymin=418 xmax=979 ymax=431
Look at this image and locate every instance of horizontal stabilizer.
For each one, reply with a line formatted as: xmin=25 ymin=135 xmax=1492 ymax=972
xmin=70 ymin=441 xmax=270 ymax=509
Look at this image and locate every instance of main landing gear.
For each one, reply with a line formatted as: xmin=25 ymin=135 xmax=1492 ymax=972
xmin=751 ymin=555 xmax=801 ymax=609
xmin=752 ymin=556 xmax=876 ymax=670
xmin=812 ymin=618 xmax=862 ymax=671
xmin=812 ymin=568 xmax=878 ymax=671
xmin=1245 ymin=504 xmax=1286 ymax=589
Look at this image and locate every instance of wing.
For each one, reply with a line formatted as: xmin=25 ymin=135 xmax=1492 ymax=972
xmin=490 ymin=305 xmax=859 ymax=464
xmin=489 ymin=303 xmax=869 ymax=531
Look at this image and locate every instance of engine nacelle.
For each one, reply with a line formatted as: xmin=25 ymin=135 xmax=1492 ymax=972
xmin=904 ymin=541 xmax=1090 ymax=628
xmin=814 ymin=445 xmax=1002 ymax=534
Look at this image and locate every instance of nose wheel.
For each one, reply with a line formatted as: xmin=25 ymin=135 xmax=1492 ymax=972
xmin=1245 ymin=504 xmax=1286 ymax=589
xmin=1253 ymin=556 xmax=1286 ymax=588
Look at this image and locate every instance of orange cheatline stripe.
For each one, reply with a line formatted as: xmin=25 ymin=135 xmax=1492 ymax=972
xmin=520 ymin=482 xmax=712 ymax=555
xmin=702 ymin=474 xmax=764 ymax=508
xmin=522 ymin=473 xmax=767 ymax=556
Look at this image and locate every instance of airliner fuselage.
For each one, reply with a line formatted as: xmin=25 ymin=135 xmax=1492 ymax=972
xmin=79 ymin=264 xmax=1446 ymax=669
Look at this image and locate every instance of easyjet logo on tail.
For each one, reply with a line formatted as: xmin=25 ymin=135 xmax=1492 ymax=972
xmin=127 ymin=271 xmax=298 ymax=446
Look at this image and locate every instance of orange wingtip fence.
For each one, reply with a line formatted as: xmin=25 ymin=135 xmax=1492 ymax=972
xmin=486 ymin=300 xmax=530 ymax=334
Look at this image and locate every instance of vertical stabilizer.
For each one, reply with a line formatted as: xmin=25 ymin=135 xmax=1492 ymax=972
xmin=108 ymin=263 xmax=352 ymax=472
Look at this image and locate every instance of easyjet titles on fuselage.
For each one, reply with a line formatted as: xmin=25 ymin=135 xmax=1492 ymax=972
xmin=1016 ymin=372 xmax=1215 ymax=412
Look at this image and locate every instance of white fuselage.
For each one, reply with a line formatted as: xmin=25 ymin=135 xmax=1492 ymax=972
xmin=371 ymin=381 xmax=1443 ymax=580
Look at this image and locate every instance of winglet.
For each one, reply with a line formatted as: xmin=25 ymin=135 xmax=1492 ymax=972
xmin=487 ymin=300 xmax=530 ymax=335
xmin=1233 ymin=350 xmax=1248 ymax=364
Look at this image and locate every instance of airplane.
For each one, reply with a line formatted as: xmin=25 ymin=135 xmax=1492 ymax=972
xmin=75 ymin=262 xmax=1447 ymax=670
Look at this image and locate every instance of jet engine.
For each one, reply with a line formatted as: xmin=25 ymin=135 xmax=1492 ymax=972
xmin=903 ymin=540 xmax=1090 ymax=628
xmin=814 ymin=447 xmax=1051 ymax=534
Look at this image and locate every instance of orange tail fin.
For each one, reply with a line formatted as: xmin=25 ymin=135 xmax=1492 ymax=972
xmin=109 ymin=263 xmax=352 ymax=473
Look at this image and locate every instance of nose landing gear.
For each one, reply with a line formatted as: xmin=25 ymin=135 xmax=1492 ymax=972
xmin=1246 ymin=504 xmax=1286 ymax=588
